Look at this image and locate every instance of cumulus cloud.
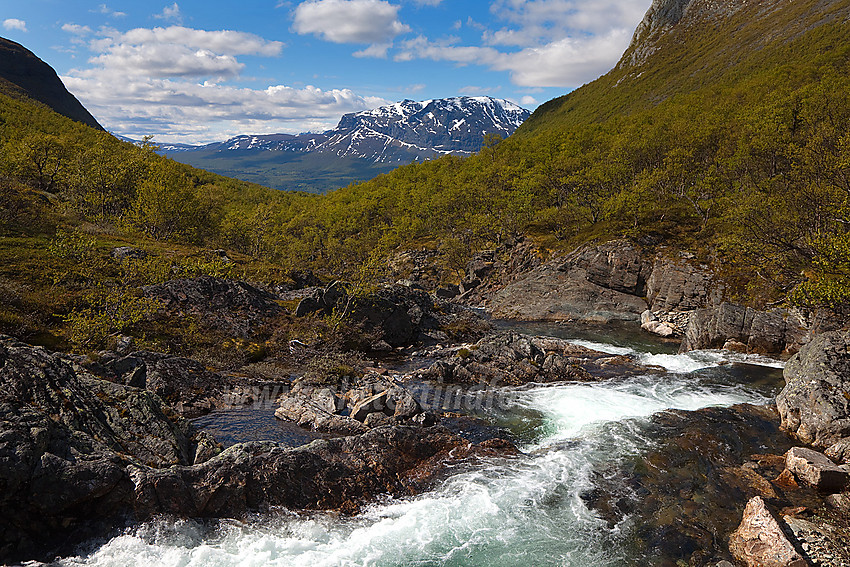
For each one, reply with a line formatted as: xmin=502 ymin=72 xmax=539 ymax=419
xmin=63 ymin=72 xmax=389 ymax=143
xmin=83 ymin=26 xmax=283 ymax=79
xmin=154 ymin=3 xmax=184 ymax=24
xmin=395 ymin=0 xmax=650 ymax=88
xmin=519 ymin=95 xmax=537 ymax=106
xmin=62 ymin=24 xmax=385 ymax=143
xmin=3 ymin=19 xmax=27 ymax=32
xmin=292 ymin=0 xmax=410 ymax=44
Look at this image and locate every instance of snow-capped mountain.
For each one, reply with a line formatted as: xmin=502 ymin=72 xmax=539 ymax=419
xmin=164 ymin=96 xmax=531 ymax=192
xmin=171 ymin=96 xmax=530 ymax=163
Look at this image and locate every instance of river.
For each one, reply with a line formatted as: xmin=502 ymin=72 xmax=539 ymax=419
xmin=55 ymin=322 xmax=786 ymax=566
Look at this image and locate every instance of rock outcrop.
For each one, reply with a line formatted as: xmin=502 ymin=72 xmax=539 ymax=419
xmin=777 ymin=330 xmax=850 ymax=456
xmin=680 ymin=302 xmax=808 ymax=355
xmin=294 ymin=282 xmax=490 ymax=347
xmin=414 ymin=332 xmax=660 ymax=387
xmin=0 ymin=336 xmax=211 ymax=562
xmin=143 ymin=276 xmax=283 ymax=337
xmin=275 ymin=372 xmax=433 ymax=434
xmin=0 ymin=336 xmax=515 ymax=564
xmin=487 ymin=241 xmax=652 ymax=322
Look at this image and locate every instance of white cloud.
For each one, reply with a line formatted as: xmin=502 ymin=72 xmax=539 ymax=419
xmin=94 ymin=4 xmax=127 ymax=18
xmin=3 ymin=19 xmax=27 ymax=32
xmin=411 ymin=0 xmax=442 ymax=5
xmin=353 ymin=42 xmax=392 ymax=58
xmin=61 ymin=24 xmax=384 ymax=143
xmin=459 ymin=85 xmax=502 ymax=95
xmin=292 ymin=0 xmax=410 ymax=44
xmin=519 ymin=95 xmax=537 ymax=106
xmin=394 ymin=0 xmax=650 ymax=88
xmin=84 ymin=26 xmax=284 ymax=79
xmin=62 ymin=23 xmax=93 ymax=35
xmin=63 ymin=72 xmax=389 ymax=143
xmin=154 ymin=3 xmax=184 ymax=25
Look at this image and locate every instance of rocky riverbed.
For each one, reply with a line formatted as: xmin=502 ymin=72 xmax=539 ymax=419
xmin=2 ymin=243 xmax=850 ymax=566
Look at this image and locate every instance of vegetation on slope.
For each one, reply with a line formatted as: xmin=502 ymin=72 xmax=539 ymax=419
xmin=1 ymin=0 xmax=849 ymax=355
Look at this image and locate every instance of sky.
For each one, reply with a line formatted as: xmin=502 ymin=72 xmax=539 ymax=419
xmin=1 ymin=0 xmax=652 ymax=144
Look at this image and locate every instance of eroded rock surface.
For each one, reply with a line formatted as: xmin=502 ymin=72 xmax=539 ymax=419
xmin=777 ymin=330 xmax=850 ymax=455
xmin=414 ymin=331 xmax=661 ymax=386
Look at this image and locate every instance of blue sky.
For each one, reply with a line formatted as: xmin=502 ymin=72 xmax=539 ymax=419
xmin=1 ymin=0 xmax=651 ymax=144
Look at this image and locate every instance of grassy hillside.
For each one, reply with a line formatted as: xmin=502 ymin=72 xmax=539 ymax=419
xmin=1 ymin=0 xmax=849 ymax=354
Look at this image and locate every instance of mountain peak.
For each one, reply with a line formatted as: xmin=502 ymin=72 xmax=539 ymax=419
xmin=0 ymin=36 xmax=103 ymax=130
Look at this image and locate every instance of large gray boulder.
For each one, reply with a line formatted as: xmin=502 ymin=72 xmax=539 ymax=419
xmin=680 ymin=302 xmax=807 ymax=355
xmin=488 ymin=240 xmax=651 ymax=322
xmin=776 ymin=330 xmax=850 ymax=456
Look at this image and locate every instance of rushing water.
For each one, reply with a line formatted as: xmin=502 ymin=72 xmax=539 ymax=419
xmin=55 ymin=326 xmax=784 ymax=567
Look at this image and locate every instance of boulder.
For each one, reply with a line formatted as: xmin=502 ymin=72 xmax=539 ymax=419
xmin=729 ymin=496 xmax=808 ymax=567
xmin=680 ymin=302 xmax=807 ymax=355
xmin=110 ymin=246 xmax=147 ymax=260
xmin=275 ymin=373 xmax=431 ymax=434
xmin=785 ymin=447 xmax=850 ymax=493
xmin=776 ymin=330 xmax=850 ymax=451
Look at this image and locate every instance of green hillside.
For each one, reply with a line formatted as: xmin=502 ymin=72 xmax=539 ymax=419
xmin=1 ymin=0 xmax=849 ymax=353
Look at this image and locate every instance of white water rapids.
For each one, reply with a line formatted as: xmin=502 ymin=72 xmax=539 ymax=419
xmin=54 ymin=341 xmax=781 ymax=567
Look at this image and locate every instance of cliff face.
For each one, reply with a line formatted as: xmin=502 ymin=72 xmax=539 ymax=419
xmin=0 ymin=37 xmax=103 ymax=130
xmin=619 ymin=0 xmax=747 ymax=67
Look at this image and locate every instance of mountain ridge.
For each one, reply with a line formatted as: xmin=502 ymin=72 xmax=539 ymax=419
xmin=0 ymin=37 xmax=103 ymax=131
xmin=167 ymin=96 xmax=530 ymax=193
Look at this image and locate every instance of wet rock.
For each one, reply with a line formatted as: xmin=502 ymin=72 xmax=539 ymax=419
xmin=776 ymin=330 xmax=850 ymax=450
xmin=680 ymin=302 xmax=807 ymax=355
xmin=130 ymin=425 xmax=516 ymax=518
xmin=275 ymin=372 xmax=430 ymax=434
xmin=728 ymin=496 xmax=808 ymax=567
xmin=785 ymin=447 xmax=850 ymax=493
xmin=414 ymin=331 xmax=660 ymax=387
xmin=584 ymin=404 xmax=805 ymax=565
xmin=143 ymin=276 xmax=283 ymax=337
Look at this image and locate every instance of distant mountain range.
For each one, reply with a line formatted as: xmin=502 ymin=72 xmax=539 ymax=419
xmin=159 ymin=97 xmax=530 ymax=193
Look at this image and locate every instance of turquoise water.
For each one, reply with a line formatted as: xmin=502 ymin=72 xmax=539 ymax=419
xmin=57 ymin=335 xmax=782 ymax=567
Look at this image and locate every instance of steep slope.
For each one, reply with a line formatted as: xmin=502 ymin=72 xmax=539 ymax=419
xmin=518 ymin=0 xmax=850 ymax=135
xmin=0 ymin=37 xmax=103 ymax=130
xmin=169 ymin=97 xmax=530 ymax=193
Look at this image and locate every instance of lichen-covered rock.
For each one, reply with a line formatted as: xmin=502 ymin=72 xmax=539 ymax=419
xmin=729 ymin=496 xmax=808 ymax=567
xmin=776 ymin=330 xmax=850 ymax=452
